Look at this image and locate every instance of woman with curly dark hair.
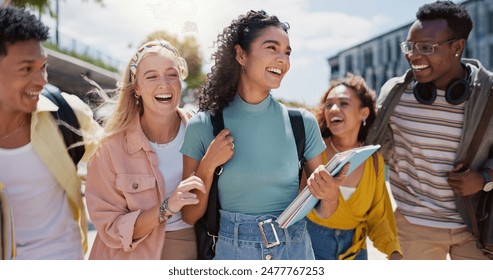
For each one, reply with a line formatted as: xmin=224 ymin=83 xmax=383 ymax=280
xmin=305 ymin=73 xmax=402 ymax=260
xmin=180 ymin=10 xmax=346 ymax=260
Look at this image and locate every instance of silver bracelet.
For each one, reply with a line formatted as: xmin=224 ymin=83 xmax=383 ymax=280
xmin=158 ymin=197 xmax=179 ymax=224
xmin=165 ymin=197 xmax=180 ymax=215
xmin=158 ymin=197 xmax=168 ymax=224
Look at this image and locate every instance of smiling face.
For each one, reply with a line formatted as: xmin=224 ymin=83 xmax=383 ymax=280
xmin=135 ymin=51 xmax=182 ymax=117
xmin=235 ymin=26 xmax=291 ymax=94
xmin=405 ymin=19 xmax=463 ymax=90
xmin=0 ymin=40 xmax=48 ymax=115
xmin=324 ymin=84 xmax=369 ymax=138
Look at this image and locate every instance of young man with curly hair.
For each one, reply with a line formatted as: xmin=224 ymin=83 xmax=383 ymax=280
xmin=0 ymin=6 xmax=102 ymax=259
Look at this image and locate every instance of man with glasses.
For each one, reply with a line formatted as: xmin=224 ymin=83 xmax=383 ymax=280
xmin=366 ymin=1 xmax=492 ymax=259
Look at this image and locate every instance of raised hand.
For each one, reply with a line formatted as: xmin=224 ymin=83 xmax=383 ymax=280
xmin=167 ymin=175 xmax=206 ymax=212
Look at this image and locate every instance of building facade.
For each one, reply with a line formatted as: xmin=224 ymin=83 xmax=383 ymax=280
xmin=328 ymin=0 xmax=493 ymax=95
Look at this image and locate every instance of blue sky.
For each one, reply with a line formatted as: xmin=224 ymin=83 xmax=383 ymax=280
xmin=41 ymin=0 xmax=461 ymax=106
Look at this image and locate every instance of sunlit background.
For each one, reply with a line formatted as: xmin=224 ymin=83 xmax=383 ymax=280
xmin=33 ymin=0 xmax=446 ymax=106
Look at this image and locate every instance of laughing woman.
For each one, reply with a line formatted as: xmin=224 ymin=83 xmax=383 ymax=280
xmin=180 ymin=10 xmax=347 ymax=260
xmin=306 ymin=74 xmax=402 ymax=260
xmin=85 ymin=40 xmax=205 ymax=260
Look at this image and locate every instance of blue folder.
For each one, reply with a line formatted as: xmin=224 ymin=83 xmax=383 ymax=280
xmin=276 ymin=144 xmax=381 ymax=229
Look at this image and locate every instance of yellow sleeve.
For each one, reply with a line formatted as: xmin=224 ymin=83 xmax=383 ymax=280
xmin=366 ymin=153 xmax=402 ymax=258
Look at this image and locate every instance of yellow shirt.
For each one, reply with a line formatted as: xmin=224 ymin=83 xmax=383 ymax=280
xmin=0 ymin=181 xmax=15 ymax=259
xmin=307 ymin=153 xmax=401 ymax=259
xmin=30 ymin=93 xmax=102 ymax=254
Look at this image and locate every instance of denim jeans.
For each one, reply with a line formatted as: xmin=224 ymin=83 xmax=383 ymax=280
xmin=213 ymin=210 xmax=315 ymax=260
xmin=307 ymin=219 xmax=367 ymax=260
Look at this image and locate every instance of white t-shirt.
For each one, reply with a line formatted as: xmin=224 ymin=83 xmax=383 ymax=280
xmin=0 ymin=143 xmax=83 ymax=259
xmin=149 ymin=122 xmax=192 ymax=232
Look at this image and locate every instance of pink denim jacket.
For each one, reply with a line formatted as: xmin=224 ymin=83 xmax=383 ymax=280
xmin=85 ymin=109 xmax=192 ymax=259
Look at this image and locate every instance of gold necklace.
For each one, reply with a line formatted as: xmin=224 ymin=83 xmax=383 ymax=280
xmin=329 ymin=137 xmax=361 ymax=154
xmin=328 ymin=137 xmax=341 ymax=153
xmin=152 ymin=120 xmax=180 ymax=147
xmin=153 ymin=135 xmax=175 ymax=148
xmin=0 ymin=117 xmax=27 ymax=141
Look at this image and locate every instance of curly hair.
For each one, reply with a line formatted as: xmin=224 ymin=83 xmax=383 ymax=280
xmin=316 ymin=73 xmax=376 ymax=143
xmin=197 ymin=10 xmax=289 ymax=114
xmin=416 ymin=1 xmax=472 ymax=40
xmin=0 ymin=6 xmax=49 ymax=57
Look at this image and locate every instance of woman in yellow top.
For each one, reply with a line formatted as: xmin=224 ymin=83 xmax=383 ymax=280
xmin=306 ymin=73 xmax=402 ymax=260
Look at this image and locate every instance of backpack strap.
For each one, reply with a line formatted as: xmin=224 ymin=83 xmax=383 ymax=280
xmin=205 ymin=110 xmax=225 ymax=238
xmin=288 ymin=109 xmax=306 ymax=183
xmin=211 ymin=110 xmax=224 ymax=137
xmin=41 ymin=84 xmax=85 ymax=166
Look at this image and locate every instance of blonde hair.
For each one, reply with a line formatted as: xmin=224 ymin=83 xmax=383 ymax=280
xmin=99 ymin=40 xmax=188 ymax=137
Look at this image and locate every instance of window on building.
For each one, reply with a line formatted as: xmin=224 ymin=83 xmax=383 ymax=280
xmin=386 ymin=41 xmax=392 ymax=61
xmin=371 ymin=72 xmax=377 ymax=93
xmin=345 ymin=55 xmax=353 ymax=73
xmin=490 ymin=46 xmax=493 ymax=67
xmin=395 ymin=37 xmax=401 ymax=62
xmin=489 ymin=10 xmax=493 ymax=34
xmin=331 ymin=65 xmax=340 ymax=79
xmin=363 ymin=48 xmax=373 ymax=70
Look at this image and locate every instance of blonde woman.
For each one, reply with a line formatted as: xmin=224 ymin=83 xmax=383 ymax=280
xmin=85 ymin=40 xmax=205 ymax=260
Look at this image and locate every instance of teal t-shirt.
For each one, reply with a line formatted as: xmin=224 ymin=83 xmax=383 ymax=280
xmin=180 ymin=94 xmax=325 ymax=215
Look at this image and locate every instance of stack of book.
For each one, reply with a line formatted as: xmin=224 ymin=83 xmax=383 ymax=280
xmin=276 ymin=144 xmax=381 ymax=229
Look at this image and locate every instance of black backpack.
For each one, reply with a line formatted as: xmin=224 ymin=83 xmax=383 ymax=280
xmin=41 ymin=84 xmax=85 ymax=166
xmin=195 ymin=107 xmax=305 ymax=260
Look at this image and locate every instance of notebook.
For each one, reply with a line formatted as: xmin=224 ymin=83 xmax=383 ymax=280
xmin=276 ymin=144 xmax=381 ymax=229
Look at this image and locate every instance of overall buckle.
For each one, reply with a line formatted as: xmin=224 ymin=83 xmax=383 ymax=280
xmin=258 ymin=219 xmax=280 ymax=248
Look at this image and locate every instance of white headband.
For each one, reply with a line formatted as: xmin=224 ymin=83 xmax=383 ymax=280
xmin=129 ymin=40 xmax=188 ymax=82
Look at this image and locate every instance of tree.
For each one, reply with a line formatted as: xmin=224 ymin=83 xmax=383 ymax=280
xmin=145 ymin=31 xmax=205 ymax=90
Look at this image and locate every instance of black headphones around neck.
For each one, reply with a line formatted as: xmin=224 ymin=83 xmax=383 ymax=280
xmin=412 ymin=65 xmax=472 ymax=105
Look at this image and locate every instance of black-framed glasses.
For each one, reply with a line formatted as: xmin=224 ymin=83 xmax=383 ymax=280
xmin=400 ymin=38 xmax=458 ymax=55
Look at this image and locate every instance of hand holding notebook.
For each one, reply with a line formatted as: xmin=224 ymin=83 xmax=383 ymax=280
xmin=275 ymin=144 xmax=381 ymax=229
